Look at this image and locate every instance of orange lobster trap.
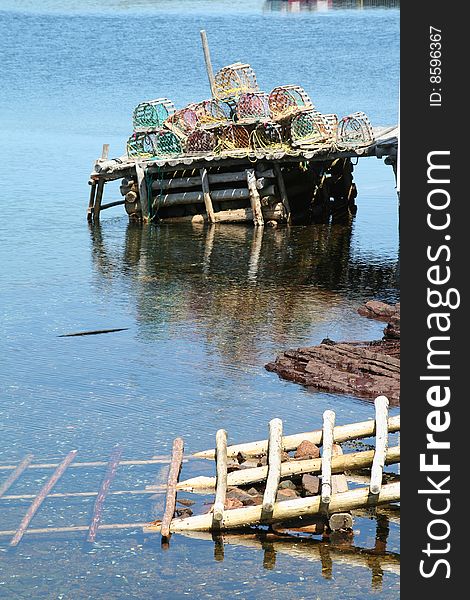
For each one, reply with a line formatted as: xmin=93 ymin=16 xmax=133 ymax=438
xmin=218 ymin=124 xmax=251 ymax=155
xmin=268 ymin=85 xmax=314 ymax=121
xmin=185 ymin=129 xmax=218 ymax=155
xmin=213 ymin=63 xmax=259 ymax=101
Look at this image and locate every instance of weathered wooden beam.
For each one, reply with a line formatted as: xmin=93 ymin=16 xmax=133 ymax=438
xmin=87 ymin=181 xmax=97 ymax=222
xmin=0 ymin=454 xmax=34 ymax=498
xmin=0 ymin=456 xmax=174 ymax=471
xmin=321 ymin=410 xmax=335 ymax=504
xmin=370 ymin=396 xmax=390 ymax=495
xmin=193 ymin=415 xmax=401 ymax=459
xmin=152 ymin=185 xmax=276 ymax=208
xmin=93 ymin=179 xmax=105 ymax=221
xmin=100 ymin=200 xmax=126 ymax=210
xmin=0 ymin=522 xmax=150 ymax=537
xmin=200 ymin=168 xmax=215 ymax=224
xmin=101 ymin=144 xmax=110 ymax=160
xmin=158 ymin=205 xmax=284 ymax=225
xmin=87 ymin=446 xmax=122 ymax=542
xmin=273 ymin=163 xmax=291 ymax=224
xmin=1 ymin=488 xmax=166 ymax=501
xmin=150 ymin=170 xmax=274 ymax=191
xmin=262 ymin=419 xmax=283 ymax=516
xmin=156 ymin=446 xmax=401 ymax=492
xmin=200 ymin=30 xmax=215 ymax=97
xmin=135 ymin=162 xmax=150 ymax=221
xmin=144 ymin=482 xmax=400 ymax=533
xmin=212 ymin=430 xmax=228 ymax=523
xmin=246 ymin=169 xmax=264 ymax=226
xmin=160 ymin=438 xmax=184 ymax=540
xmin=10 ymin=450 xmax=77 ymax=546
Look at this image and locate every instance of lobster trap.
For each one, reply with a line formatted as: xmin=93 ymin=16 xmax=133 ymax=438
xmin=235 ymin=92 xmax=271 ymax=124
xmin=250 ymin=122 xmax=285 ymax=152
xmin=213 ymin=63 xmax=259 ymax=101
xmin=194 ymin=100 xmax=231 ymax=128
xmin=185 ymin=129 xmax=218 ymax=155
xmin=218 ymin=124 xmax=251 ymax=155
xmin=290 ymin=110 xmax=338 ymax=147
xmin=132 ymin=98 xmax=176 ymax=131
xmin=337 ymin=112 xmax=375 ymax=149
xmin=164 ymin=105 xmax=199 ymax=139
xmin=269 ymin=85 xmax=314 ymax=121
xmin=126 ymin=130 xmax=183 ymax=159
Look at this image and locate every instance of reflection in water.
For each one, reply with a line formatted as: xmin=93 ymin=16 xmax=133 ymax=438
xmin=264 ymin=0 xmax=400 ymax=12
xmin=89 ymin=222 xmax=398 ymax=363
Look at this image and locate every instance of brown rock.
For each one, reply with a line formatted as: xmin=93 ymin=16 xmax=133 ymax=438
xmin=224 ymin=497 xmax=244 ymax=510
xmin=302 ymin=474 xmax=320 ymax=496
xmin=175 ymin=507 xmax=193 ymax=518
xmin=276 ymin=488 xmax=299 ymax=502
xmin=227 ymin=487 xmax=260 ymax=506
xmin=279 ymin=480 xmax=297 ymax=490
xmin=294 ymin=440 xmax=320 ymax=460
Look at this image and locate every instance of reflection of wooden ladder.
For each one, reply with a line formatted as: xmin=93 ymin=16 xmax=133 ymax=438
xmin=146 ymin=396 xmax=400 ymax=539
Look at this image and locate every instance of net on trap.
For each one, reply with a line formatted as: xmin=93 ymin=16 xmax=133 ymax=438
xmin=132 ymin=98 xmax=175 ymax=131
xmin=193 ymin=100 xmax=231 ymax=128
xmin=164 ymin=105 xmax=199 ymax=139
xmin=290 ymin=110 xmax=338 ymax=147
xmin=185 ymin=129 xmax=218 ymax=155
xmin=213 ymin=63 xmax=259 ymax=101
xmin=268 ymin=85 xmax=313 ymax=121
xmin=235 ymin=92 xmax=271 ymax=124
xmin=218 ymin=124 xmax=251 ymax=156
xmin=336 ymin=112 xmax=375 ymax=149
xmin=250 ymin=122 xmax=285 ymax=153
xmin=126 ymin=129 xmax=183 ymax=159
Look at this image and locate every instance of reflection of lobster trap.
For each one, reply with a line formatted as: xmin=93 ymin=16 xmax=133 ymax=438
xmin=185 ymin=129 xmax=218 ymax=155
xmin=291 ymin=110 xmax=338 ymax=147
xmin=193 ymin=100 xmax=231 ymax=128
xmin=337 ymin=112 xmax=374 ymax=149
xmin=218 ymin=124 xmax=251 ymax=155
xmin=132 ymin=98 xmax=175 ymax=131
xmin=269 ymin=85 xmax=314 ymax=121
xmin=164 ymin=106 xmax=199 ymax=138
xmin=235 ymin=92 xmax=270 ymax=124
xmin=213 ymin=63 xmax=259 ymax=101
xmin=250 ymin=122 xmax=285 ymax=152
xmin=126 ymin=130 xmax=182 ymax=159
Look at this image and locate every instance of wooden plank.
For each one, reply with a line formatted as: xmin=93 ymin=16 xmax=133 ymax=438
xmin=87 ymin=446 xmax=123 ymax=542
xmin=135 ymin=162 xmax=150 ymax=221
xmin=144 ymin=482 xmax=400 ymax=533
xmin=93 ymin=179 xmax=105 ymax=221
xmin=200 ymin=168 xmax=215 ymax=224
xmin=0 ymin=454 xmax=34 ymax=498
xmin=160 ymin=438 xmax=184 ymax=540
xmin=321 ymin=410 xmax=335 ymax=504
xmin=370 ymin=396 xmax=390 ymax=495
xmin=262 ymin=419 xmax=283 ymax=515
xmin=246 ymin=169 xmax=264 ymax=226
xmin=171 ymin=446 xmax=400 ymax=492
xmin=212 ymin=430 xmax=227 ymax=523
xmin=273 ymin=163 xmax=291 ymax=224
xmin=10 ymin=450 xmax=77 ymax=547
xmin=193 ymin=415 xmax=401 ymax=459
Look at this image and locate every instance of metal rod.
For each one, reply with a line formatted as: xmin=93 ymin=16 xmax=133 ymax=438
xmin=200 ymin=30 xmax=216 ymax=97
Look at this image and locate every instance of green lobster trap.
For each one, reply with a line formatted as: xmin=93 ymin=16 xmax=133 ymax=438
xmin=132 ymin=98 xmax=175 ymax=131
xmin=126 ymin=129 xmax=183 ymax=159
xmin=290 ymin=110 xmax=338 ymax=147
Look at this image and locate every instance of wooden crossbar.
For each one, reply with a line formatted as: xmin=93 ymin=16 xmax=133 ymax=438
xmin=0 ymin=523 xmax=149 ymax=537
xmin=0 ymin=454 xmax=34 ymax=498
xmin=0 ymin=457 xmax=175 ymax=471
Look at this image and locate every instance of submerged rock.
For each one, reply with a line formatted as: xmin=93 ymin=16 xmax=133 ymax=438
xmin=294 ymin=440 xmax=320 ymax=460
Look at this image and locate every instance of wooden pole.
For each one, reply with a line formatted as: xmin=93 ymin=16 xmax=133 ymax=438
xmin=321 ymin=411 xmax=335 ymax=504
xmin=329 ymin=444 xmax=353 ymax=530
xmin=213 ymin=430 xmax=228 ymax=523
xmin=0 ymin=454 xmax=34 ymax=498
xmin=200 ymin=30 xmax=216 ymax=97
xmin=262 ymin=419 xmax=283 ymax=516
xmin=160 ymin=438 xmax=184 ymax=540
xmin=273 ymin=163 xmax=291 ymax=224
xmin=1 ymin=488 xmax=165 ymax=501
xmin=246 ymin=169 xmax=264 ymax=226
xmin=193 ymin=415 xmax=401 ymax=459
xmin=101 ymin=143 xmax=110 ymax=160
xmin=370 ymin=396 xmax=390 ymax=495
xmin=159 ymin=446 xmax=401 ymax=492
xmin=0 ymin=457 xmax=174 ymax=471
xmin=93 ymin=179 xmax=105 ymax=221
xmin=144 ymin=482 xmax=400 ymax=533
xmin=0 ymin=522 xmax=150 ymax=537
xmin=135 ymin=162 xmax=150 ymax=222
xmin=87 ymin=181 xmax=97 ymax=222
xmin=200 ymin=168 xmax=216 ymax=224
xmin=10 ymin=450 xmax=77 ymax=547
xmin=87 ymin=446 xmax=122 ymax=542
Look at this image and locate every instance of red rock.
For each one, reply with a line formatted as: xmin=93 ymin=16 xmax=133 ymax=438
xmin=302 ymin=474 xmax=320 ymax=496
xmin=294 ymin=440 xmax=320 ymax=460
xmin=276 ymin=488 xmax=298 ymax=502
xmin=224 ymin=497 xmax=244 ymax=510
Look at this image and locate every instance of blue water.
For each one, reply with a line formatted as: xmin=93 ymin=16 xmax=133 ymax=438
xmin=0 ymin=2 xmax=399 ymax=598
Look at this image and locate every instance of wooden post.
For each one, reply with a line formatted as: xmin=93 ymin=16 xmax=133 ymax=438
xmin=93 ymin=179 xmax=105 ymax=221
xmin=200 ymin=168 xmax=216 ymax=223
xmin=212 ymin=429 xmax=228 ymax=523
xmin=10 ymin=450 xmax=77 ymax=546
xmin=135 ymin=162 xmax=150 ymax=222
xmin=87 ymin=446 xmax=122 ymax=542
xmin=101 ymin=143 xmax=110 ymax=160
xmin=321 ymin=410 xmax=335 ymax=504
xmin=329 ymin=444 xmax=353 ymax=530
xmin=87 ymin=181 xmax=97 ymax=222
xmin=370 ymin=396 xmax=390 ymax=495
xmin=200 ymin=30 xmax=216 ymax=97
xmin=160 ymin=437 xmax=184 ymax=540
xmin=0 ymin=454 xmax=34 ymax=498
xmin=262 ymin=419 xmax=283 ymax=516
xmin=246 ymin=169 xmax=264 ymax=226
xmin=273 ymin=163 xmax=291 ymax=224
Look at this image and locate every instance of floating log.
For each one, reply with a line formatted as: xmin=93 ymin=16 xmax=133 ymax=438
xmin=87 ymin=446 xmax=122 ymax=542
xmin=370 ymin=396 xmax=390 ymax=495
xmin=160 ymin=437 xmax=184 ymax=540
xmin=213 ymin=429 xmax=228 ymax=523
xmin=262 ymin=419 xmax=283 ymax=516
xmin=246 ymin=169 xmax=264 ymax=226
xmin=200 ymin=168 xmax=215 ymax=224
xmin=10 ymin=450 xmax=77 ymax=546
xmin=144 ymin=482 xmax=400 ymax=533
xmin=193 ymin=415 xmax=400 ymax=459
xmin=321 ymin=411 xmax=335 ymax=504
xmin=152 ymin=446 xmax=400 ymax=492
xmin=0 ymin=454 xmax=34 ymax=498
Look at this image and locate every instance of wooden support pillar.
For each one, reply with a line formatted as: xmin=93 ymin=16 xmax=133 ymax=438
xmin=246 ymin=169 xmax=264 ymax=226
xmin=370 ymin=396 xmax=389 ymax=495
xmin=87 ymin=181 xmax=97 ymax=222
xmin=262 ymin=419 xmax=283 ymax=516
xmin=329 ymin=444 xmax=353 ymax=531
xmin=273 ymin=163 xmax=291 ymax=224
xmin=200 ymin=168 xmax=216 ymax=224
xmin=135 ymin=162 xmax=150 ymax=222
xmin=212 ymin=429 xmax=228 ymax=524
xmin=160 ymin=437 xmax=184 ymax=540
xmin=93 ymin=179 xmax=105 ymax=222
xmin=321 ymin=410 xmax=335 ymax=505
xmin=101 ymin=143 xmax=109 ymax=160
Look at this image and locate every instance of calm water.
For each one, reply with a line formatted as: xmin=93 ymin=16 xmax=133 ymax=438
xmin=0 ymin=2 xmax=399 ymax=598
